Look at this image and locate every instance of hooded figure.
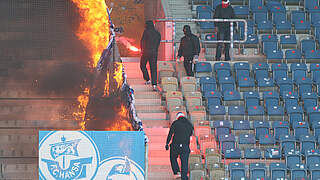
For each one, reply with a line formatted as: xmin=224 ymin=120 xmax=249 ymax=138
xmin=213 ymin=0 xmax=236 ymax=61
xmin=140 ymin=20 xmax=161 ymax=91
xmin=177 ymin=25 xmax=200 ymax=76
xmin=165 ymin=112 xmax=194 ymax=180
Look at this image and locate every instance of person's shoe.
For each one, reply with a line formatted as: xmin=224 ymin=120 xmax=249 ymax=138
xmin=173 ymin=172 xmax=181 ymax=179
xmin=145 ymin=80 xmax=151 ymax=85
xmin=152 ymin=85 xmax=158 ymax=91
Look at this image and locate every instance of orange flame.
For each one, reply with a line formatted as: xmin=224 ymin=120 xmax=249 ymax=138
xmin=105 ymin=105 xmax=133 ymax=131
xmin=113 ymin=62 xmax=123 ymax=89
xmin=71 ymin=0 xmax=110 ymax=68
xmin=103 ymin=72 xmax=110 ymax=97
xmin=116 ymin=36 xmax=141 ymax=52
xmin=72 ymin=88 xmax=90 ymax=130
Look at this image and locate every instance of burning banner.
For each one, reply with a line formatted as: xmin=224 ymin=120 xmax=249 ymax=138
xmin=71 ymin=0 xmax=145 ymax=134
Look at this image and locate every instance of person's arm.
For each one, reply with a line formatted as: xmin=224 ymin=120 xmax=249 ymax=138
xmin=194 ymin=36 xmax=201 ymax=56
xmin=166 ymin=122 xmax=175 ymax=145
xmin=177 ymin=38 xmax=183 ymax=58
xmin=140 ymin=31 xmax=146 ymax=54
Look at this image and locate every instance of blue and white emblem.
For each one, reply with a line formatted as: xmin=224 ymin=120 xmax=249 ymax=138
xmin=39 ymin=131 xmax=99 ymax=180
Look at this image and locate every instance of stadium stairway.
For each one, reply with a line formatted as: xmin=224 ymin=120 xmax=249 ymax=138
xmin=123 ymin=58 xmax=176 ymax=180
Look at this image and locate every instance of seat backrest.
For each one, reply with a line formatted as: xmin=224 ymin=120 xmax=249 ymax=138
xmin=273 ymin=12 xmax=287 ymax=23
xmin=305 ymin=0 xmax=319 ymax=9
xmin=301 ymin=39 xmax=316 ymax=53
xmin=263 ymin=41 xmax=278 ymax=54
xmin=249 ymin=0 xmax=264 ymax=9
xmin=254 ymin=12 xmax=268 ymax=24
xmin=286 ymin=154 xmax=301 ymax=168
xmin=291 ymin=11 xmax=306 ymax=22
xmin=310 ymin=12 xmax=320 ymax=25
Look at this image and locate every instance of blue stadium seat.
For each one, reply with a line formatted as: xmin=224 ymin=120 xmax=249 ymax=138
xmin=235 ymin=62 xmax=250 ymax=72
xmin=277 ymin=77 xmax=293 ymax=95
xmin=266 ymin=1 xmax=286 ymax=13
xmin=267 ymin=105 xmax=284 ymax=120
xmin=234 ymin=6 xmax=250 ymax=18
xmin=273 ymin=13 xmax=292 ymax=33
xmin=253 ymin=62 xmax=269 ymax=80
xmin=307 ymin=106 xmax=320 ymax=125
xmin=205 ymin=33 xmax=218 ymax=42
xmin=286 ymin=105 xmax=304 ymax=124
xmin=196 ymin=5 xmax=212 ymax=16
xmin=304 ymin=49 xmax=320 ymax=61
xmin=269 ymin=162 xmax=287 ymax=180
xmin=229 ymin=162 xmax=246 ymax=180
xmin=261 ymin=34 xmax=278 ymax=42
xmin=292 ymin=121 xmax=310 ymax=140
xmin=219 ymin=134 xmax=236 ymax=154
xmin=208 ymin=105 xmax=226 ymax=119
xmin=279 ymin=134 xmax=296 ymax=153
xmin=224 ymin=148 xmax=242 ymax=159
xmin=198 ymin=11 xmax=215 ymax=30
xmin=304 ymin=0 xmax=320 ymax=13
xmin=239 ymin=134 xmax=256 ymax=150
xmin=250 ymin=0 xmax=268 ymax=13
xmin=312 ymin=121 xmax=320 ymax=138
xmin=228 ymin=106 xmax=245 ymax=120
xmin=285 ymin=49 xmax=302 ymax=63
xmin=306 ymin=149 xmax=320 ymax=168
xmin=243 ymin=91 xmax=260 ymax=108
xmin=290 ymin=164 xmax=307 ymax=180
xmin=257 ymin=77 xmax=275 ymax=91
xmin=301 ymin=92 xmax=318 ymax=110
xmin=266 ymin=49 xmax=283 ymax=62
xmin=291 ymin=11 xmax=311 ymax=32
xmin=212 ymin=0 xmax=222 ymax=10
xmin=233 ymin=120 xmax=251 ymax=132
xmin=283 ymin=91 xmax=299 ymax=108
xmin=195 ymin=62 xmax=213 ymax=76
xmin=244 ymin=148 xmax=262 ymax=159
xmin=291 ymin=63 xmax=308 ymax=82
xmin=223 ymin=91 xmax=241 ymax=106
xmin=310 ymin=63 xmax=320 ymax=83
xmin=259 ymin=134 xmax=276 ymax=146
xmin=263 ymin=41 xmax=278 ymax=55
xmin=213 ymin=120 xmax=231 ymax=137
xmin=280 ymin=34 xmax=297 ymax=49
xmin=272 ymin=121 xmax=289 ymax=140
xmin=310 ymin=12 xmax=320 ymax=27
xmin=248 ymin=106 xmax=265 ymax=120
xmin=219 ymin=76 xmax=235 ymax=92
xmin=215 ymin=62 xmax=231 ymax=79
xmin=285 ymin=150 xmax=302 ymax=168
xmin=272 ymin=63 xmax=288 ymax=81
xmin=238 ymin=77 xmax=255 ymax=91
xmin=254 ymin=121 xmax=270 ymax=139
xmin=301 ymin=39 xmax=316 ymax=54
xmin=309 ymin=163 xmax=320 ymax=180
xmin=200 ymin=76 xmax=216 ymax=93
xmin=299 ymin=135 xmax=316 ymax=155
xmin=296 ymin=77 xmax=313 ymax=96
xmin=264 ymin=147 xmax=281 ymax=159
xmin=249 ymin=163 xmax=267 ymax=178
xmin=205 ymin=91 xmax=222 ymax=108
xmin=263 ymin=91 xmax=279 ymax=107
xmin=244 ymin=34 xmax=259 ymax=47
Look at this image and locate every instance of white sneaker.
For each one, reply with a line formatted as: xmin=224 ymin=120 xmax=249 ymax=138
xmin=145 ymin=80 xmax=151 ymax=85
xmin=152 ymin=85 xmax=158 ymax=91
xmin=173 ymin=172 xmax=181 ymax=179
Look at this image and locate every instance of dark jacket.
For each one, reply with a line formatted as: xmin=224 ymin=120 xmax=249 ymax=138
xmin=166 ymin=117 xmax=194 ymax=145
xmin=178 ymin=32 xmax=200 ymax=58
xmin=213 ymin=4 xmax=236 ymax=30
xmin=140 ymin=21 xmax=161 ymax=55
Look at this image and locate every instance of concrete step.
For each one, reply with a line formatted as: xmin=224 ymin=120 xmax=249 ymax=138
xmin=148 ymin=156 xmax=171 ymax=165
xmin=149 ymin=142 xmax=167 ymax=150
xmin=131 ymin=84 xmax=156 ymax=92
xmin=138 ymin=112 xmax=166 ymax=120
xmin=127 ymin=78 xmax=147 ymax=85
xmin=135 ymin=105 xmax=166 ymax=113
xmin=142 ymin=120 xmax=169 ymax=128
xmin=148 ymin=150 xmax=169 ymax=157
xmin=148 ymin=165 xmax=175 ymax=180
xmin=135 ymin=98 xmax=161 ymax=106
xmin=145 ymin=128 xmax=169 ymax=135
xmin=134 ymin=91 xmax=160 ymax=99
xmin=148 ymin=135 xmax=167 ymax=143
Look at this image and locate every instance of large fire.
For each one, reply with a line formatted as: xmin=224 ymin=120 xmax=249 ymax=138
xmin=71 ymin=0 xmax=132 ymax=131
xmin=71 ymin=0 xmax=110 ymax=68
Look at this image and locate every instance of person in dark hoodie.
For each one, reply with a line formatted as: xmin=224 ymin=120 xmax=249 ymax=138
xmin=214 ymin=0 xmax=237 ymax=61
xmin=177 ymin=25 xmax=200 ymax=76
xmin=165 ymin=112 xmax=194 ymax=180
xmin=140 ymin=20 xmax=161 ymax=91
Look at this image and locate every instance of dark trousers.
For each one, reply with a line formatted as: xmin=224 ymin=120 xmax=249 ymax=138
xmin=216 ymin=27 xmax=231 ymax=61
xmin=183 ymin=56 xmax=194 ymax=76
xmin=170 ymin=144 xmax=190 ymax=180
xmin=140 ymin=52 xmax=157 ymax=85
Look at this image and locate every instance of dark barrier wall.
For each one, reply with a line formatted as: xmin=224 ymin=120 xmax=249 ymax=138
xmin=0 ymin=0 xmax=89 ymax=61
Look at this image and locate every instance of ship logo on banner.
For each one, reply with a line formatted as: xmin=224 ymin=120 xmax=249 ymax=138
xmin=39 ymin=131 xmax=145 ymax=180
xmin=39 ymin=131 xmax=98 ymax=180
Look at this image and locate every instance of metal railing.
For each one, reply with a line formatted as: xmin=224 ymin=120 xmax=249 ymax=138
xmin=155 ymin=18 xmax=248 ymax=60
